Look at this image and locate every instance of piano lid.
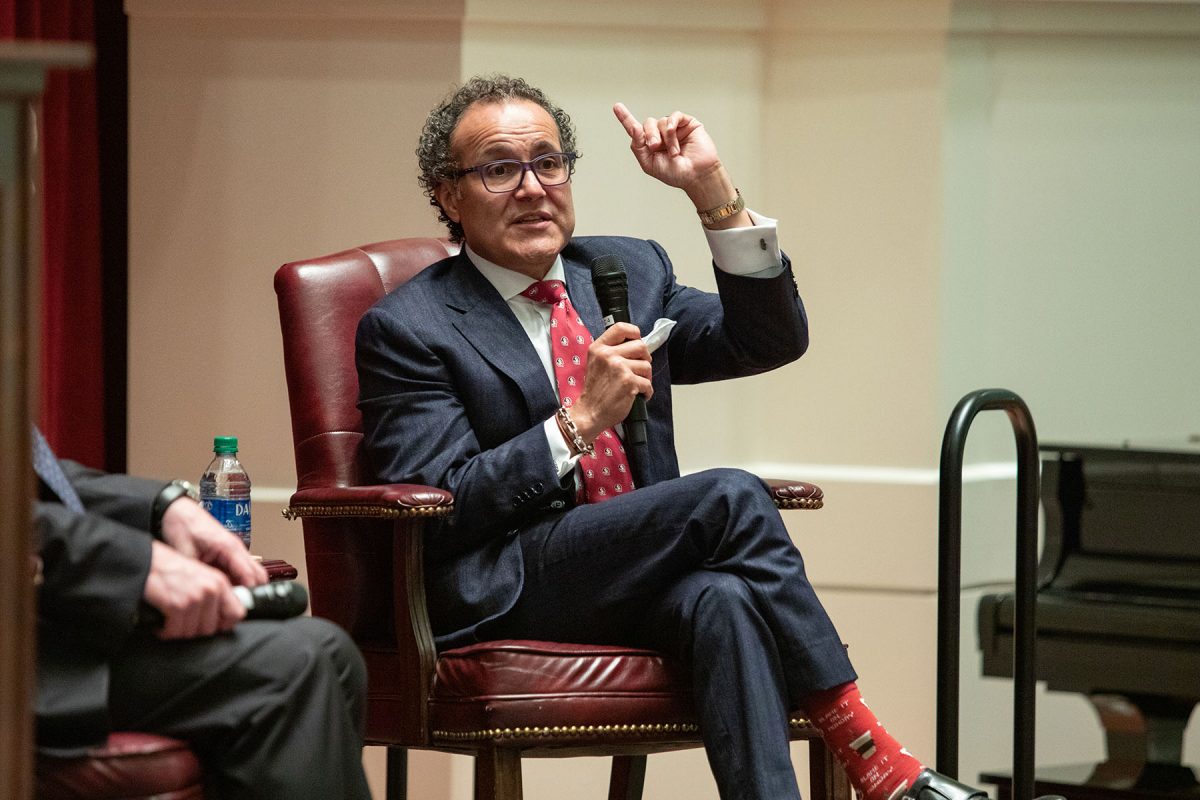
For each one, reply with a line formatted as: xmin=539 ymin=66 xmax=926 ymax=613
xmin=1039 ymin=440 xmax=1200 ymax=588
xmin=1041 ymin=436 xmax=1200 ymax=464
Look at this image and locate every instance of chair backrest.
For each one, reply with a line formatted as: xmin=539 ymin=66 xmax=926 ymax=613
xmin=274 ymin=238 xmax=458 ymax=492
xmin=275 ymin=238 xmax=458 ymax=666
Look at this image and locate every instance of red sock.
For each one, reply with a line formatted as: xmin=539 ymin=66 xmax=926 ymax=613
xmin=804 ymin=682 xmax=926 ymax=800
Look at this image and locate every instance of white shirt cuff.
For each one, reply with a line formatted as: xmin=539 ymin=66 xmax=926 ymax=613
xmin=543 ymin=416 xmax=582 ymax=478
xmin=703 ymin=209 xmax=784 ymax=279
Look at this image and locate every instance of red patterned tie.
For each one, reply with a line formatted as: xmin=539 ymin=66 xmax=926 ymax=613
xmin=521 ymin=279 xmax=634 ymax=503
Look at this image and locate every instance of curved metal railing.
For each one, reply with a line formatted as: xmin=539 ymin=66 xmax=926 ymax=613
xmin=936 ymin=389 xmax=1039 ymax=800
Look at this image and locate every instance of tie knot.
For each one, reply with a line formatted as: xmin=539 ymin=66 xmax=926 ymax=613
xmin=521 ymin=279 xmax=568 ymax=305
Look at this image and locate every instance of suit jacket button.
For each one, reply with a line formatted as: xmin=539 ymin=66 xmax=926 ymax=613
xmin=535 ymin=482 xmax=544 ymax=492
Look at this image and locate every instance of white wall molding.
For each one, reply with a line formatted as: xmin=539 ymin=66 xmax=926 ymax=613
xmin=254 ymin=460 xmax=1019 ymax=503
xmin=734 ymin=461 xmax=1018 ymax=485
xmin=252 ymin=487 xmax=295 ymax=505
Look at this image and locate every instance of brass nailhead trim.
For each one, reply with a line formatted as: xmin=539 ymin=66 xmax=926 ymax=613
xmin=432 ymin=723 xmax=698 ymax=742
xmin=774 ymin=498 xmax=823 ymax=510
xmin=432 ymin=718 xmax=812 ymax=743
xmin=284 ymin=497 xmax=810 ymax=519
xmin=281 ymin=504 xmax=453 ymax=521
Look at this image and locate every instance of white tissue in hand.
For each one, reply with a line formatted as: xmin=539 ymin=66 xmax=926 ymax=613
xmin=643 ymin=318 xmax=676 ymax=354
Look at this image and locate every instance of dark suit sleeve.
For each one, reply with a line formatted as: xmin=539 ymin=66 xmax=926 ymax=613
xmin=57 ymin=459 xmax=167 ymax=531
xmin=34 ymin=460 xmax=165 ymax=653
xmin=35 ymin=501 xmax=152 ymax=655
xmin=654 ymin=240 xmax=809 ymax=385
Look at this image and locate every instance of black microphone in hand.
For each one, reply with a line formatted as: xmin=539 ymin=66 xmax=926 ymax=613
xmin=139 ymin=581 xmax=310 ymax=629
xmin=590 ymin=254 xmax=648 ymax=446
xmin=231 ymin=581 xmax=309 ymax=620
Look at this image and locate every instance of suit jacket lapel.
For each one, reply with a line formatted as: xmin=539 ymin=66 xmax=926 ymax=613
xmin=441 ymin=252 xmax=559 ymax=423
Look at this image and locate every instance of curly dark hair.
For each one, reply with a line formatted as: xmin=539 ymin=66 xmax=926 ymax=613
xmin=417 ymin=75 xmax=578 ymax=244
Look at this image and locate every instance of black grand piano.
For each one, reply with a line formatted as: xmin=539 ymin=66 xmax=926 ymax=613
xmin=978 ymin=441 xmax=1200 ymax=799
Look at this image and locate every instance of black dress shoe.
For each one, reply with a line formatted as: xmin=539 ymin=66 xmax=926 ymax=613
xmin=900 ymin=769 xmax=988 ymax=800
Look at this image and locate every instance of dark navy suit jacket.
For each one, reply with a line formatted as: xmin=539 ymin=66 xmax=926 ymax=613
xmin=356 ymin=235 xmax=807 ymax=648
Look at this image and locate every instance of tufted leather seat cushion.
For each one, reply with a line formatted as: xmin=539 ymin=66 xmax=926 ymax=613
xmin=36 ymin=732 xmax=203 ymax=799
xmin=429 ymin=640 xmax=703 ymax=749
xmin=429 ymin=640 xmax=817 ymax=751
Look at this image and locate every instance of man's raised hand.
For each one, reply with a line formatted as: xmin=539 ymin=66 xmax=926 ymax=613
xmin=613 ymin=102 xmax=749 ymax=229
xmin=613 ymin=102 xmax=723 ymax=191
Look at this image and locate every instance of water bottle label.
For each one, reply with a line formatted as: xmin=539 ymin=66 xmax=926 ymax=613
xmin=202 ymin=497 xmax=251 ymax=533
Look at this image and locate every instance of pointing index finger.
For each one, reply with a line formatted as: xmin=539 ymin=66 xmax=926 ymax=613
xmin=612 ymin=102 xmax=643 ymax=144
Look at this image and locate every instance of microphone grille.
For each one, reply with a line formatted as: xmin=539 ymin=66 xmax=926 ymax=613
xmin=590 ymin=254 xmax=626 ymax=279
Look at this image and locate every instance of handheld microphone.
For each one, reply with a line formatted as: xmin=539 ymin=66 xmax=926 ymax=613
xmin=231 ymin=581 xmax=309 ymax=620
xmin=590 ymin=254 xmax=648 ymax=446
xmin=139 ymin=581 xmax=310 ymax=629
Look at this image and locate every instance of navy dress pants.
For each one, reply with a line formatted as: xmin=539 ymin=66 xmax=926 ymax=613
xmin=484 ymin=468 xmax=857 ymax=800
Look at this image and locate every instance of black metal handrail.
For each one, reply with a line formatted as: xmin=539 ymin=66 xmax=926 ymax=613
xmin=936 ymin=389 xmax=1039 ymax=800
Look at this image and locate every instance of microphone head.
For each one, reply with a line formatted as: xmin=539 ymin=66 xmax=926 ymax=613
xmin=233 ymin=581 xmax=310 ymax=620
xmin=590 ymin=254 xmax=627 ymax=281
xmin=591 ymin=255 xmax=629 ymax=325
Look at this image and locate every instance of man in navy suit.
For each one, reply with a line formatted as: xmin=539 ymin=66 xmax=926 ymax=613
xmin=357 ymin=75 xmax=989 ymax=800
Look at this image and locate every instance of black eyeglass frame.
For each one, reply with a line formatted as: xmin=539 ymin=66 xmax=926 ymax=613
xmin=455 ymin=152 xmax=580 ymax=193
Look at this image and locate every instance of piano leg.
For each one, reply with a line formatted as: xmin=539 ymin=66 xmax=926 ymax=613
xmin=1089 ymin=693 xmax=1196 ymax=767
xmin=1076 ymin=693 xmax=1200 ymax=794
xmin=982 ymin=695 xmax=1199 ymax=799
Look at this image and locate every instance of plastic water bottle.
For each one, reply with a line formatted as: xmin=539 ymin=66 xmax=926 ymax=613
xmin=200 ymin=435 xmax=252 ymax=549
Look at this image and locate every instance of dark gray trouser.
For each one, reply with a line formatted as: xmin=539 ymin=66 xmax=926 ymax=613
xmin=109 ymin=616 xmax=370 ymax=800
xmin=483 ymin=468 xmax=858 ymax=800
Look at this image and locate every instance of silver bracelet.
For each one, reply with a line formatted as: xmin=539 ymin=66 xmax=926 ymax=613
xmin=556 ymin=406 xmax=595 ymax=457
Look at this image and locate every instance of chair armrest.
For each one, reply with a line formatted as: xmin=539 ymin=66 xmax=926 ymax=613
xmin=262 ymin=559 xmax=298 ymax=581
xmin=282 ymin=484 xmax=454 ymax=520
xmin=285 ymin=481 xmax=814 ymax=514
xmin=282 ymin=482 xmax=450 ymax=745
xmin=764 ymin=479 xmax=824 ymax=510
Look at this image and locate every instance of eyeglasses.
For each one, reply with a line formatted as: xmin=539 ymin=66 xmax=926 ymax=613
xmin=457 ymin=152 xmax=579 ymax=193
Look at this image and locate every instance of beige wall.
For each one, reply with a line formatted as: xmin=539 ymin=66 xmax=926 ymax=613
xmin=126 ymin=0 xmax=1200 ymax=797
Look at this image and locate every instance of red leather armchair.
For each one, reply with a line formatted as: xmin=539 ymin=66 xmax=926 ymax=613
xmin=274 ymin=238 xmax=849 ymax=800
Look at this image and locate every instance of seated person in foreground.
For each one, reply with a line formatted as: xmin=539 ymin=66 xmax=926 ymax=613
xmin=356 ymin=74 xmax=988 ymax=800
xmin=33 ymin=427 xmax=371 ymax=799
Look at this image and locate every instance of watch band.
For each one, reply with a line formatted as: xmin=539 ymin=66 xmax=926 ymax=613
xmin=151 ymin=479 xmax=199 ymax=536
xmin=697 ymin=189 xmax=744 ymax=227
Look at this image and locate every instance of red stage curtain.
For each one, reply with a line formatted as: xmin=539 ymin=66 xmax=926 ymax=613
xmin=1 ymin=0 xmax=107 ymax=467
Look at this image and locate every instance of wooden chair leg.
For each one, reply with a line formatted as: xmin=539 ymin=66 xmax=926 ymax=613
xmin=474 ymin=747 xmax=523 ymax=800
xmin=608 ymin=754 xmax=648 ymax=800
xmin=386 ymin=746 xmax=408 ymax=800
xmin=809 ymin=737 xmax=852 ymax=800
